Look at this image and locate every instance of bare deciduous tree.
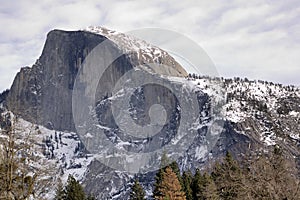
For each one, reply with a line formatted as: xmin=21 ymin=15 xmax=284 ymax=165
xmin=0 ymin=113 xmax=55 ymax=200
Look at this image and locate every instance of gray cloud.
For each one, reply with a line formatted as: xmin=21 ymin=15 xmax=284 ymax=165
xmin=0 ymin=0 xmax=299 ymax=91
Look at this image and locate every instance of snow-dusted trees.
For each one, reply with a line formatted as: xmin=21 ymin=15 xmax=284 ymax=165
xmin=129 ymin=179 xmax=146 ymax=200
xmin=54 ymin=175 xmax=95 ymax=200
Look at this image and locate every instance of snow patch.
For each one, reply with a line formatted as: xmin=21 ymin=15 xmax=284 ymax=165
xmin=195 ymin=146 xmax=208 ymax=160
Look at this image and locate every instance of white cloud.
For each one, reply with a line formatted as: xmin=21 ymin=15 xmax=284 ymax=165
xmin=0 ymin=0 xmax=299 ymax=91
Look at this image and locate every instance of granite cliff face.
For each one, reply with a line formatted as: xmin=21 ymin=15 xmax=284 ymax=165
xmin=6 ymin=29 xmax=187 ymax=132
xmin=7 ymin=30 xmax=103 ymax=131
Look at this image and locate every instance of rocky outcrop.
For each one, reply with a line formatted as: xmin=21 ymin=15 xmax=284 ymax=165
xmin=6 ymin=29 xmax=187 ymax=132
xmin=7 ymin=30 xmax=106 ymax=131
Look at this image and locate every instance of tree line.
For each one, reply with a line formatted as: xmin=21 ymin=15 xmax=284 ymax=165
xmin=130 ymin=148 xmax=300 ymax=200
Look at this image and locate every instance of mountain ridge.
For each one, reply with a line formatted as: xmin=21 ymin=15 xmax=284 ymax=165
xmin=1 ymin=27 xmax=299 ymax=199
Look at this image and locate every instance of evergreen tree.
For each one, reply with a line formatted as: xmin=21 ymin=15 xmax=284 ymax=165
xmin=169 ymin=161 xmax=183 ymax=188
xmin=154 ymin=166 xmax=186 ymax=200
xmin=64 ymin=175 xmax=86 ymax=200
xmin=129 ymin=179 xmax=146 ymax=200
xmin=191 ymin=168 xmax=205 ymax=199
xmin=54 ymin=175 xmax=96 ymax=200
xmin=201 ymin=173 xmax=219 ymax=200
xmin=153 ymin=152 xmax=171 ymax=197
xmin=211 ymin=152 xmax=245 ymax=199
xmin=153 ymin=167 xmax=165 ymax=198
xmin=182 ymin=170 xmax=193 ymax=200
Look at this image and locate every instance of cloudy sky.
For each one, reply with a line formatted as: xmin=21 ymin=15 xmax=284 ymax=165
xmin=0 ymin=0 xmax=299 ymax=91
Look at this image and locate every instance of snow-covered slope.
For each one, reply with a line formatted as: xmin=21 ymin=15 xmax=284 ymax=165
xmin=0 ymin=111 xmax=94 ymax=199
xmin=164 ymin=74 xmax=300 ymax=147
xmin=84 ymin=26 xmax=188 ymax=77
xmin=86 ymin=26 xmax=166 ymax=63
xmin=184 ymin=75 xmax=300 ymax=147
xmin=1 ymin=74 xmax=299 ymax=199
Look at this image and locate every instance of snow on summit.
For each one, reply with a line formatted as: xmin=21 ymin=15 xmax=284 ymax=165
xmin=84 ymin=26 xmax=188 ymax=77
xmin=85 ymin=26 xmax=166 ymax=63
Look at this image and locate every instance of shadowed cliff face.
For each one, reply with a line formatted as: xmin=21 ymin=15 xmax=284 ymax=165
xmin=6 ymin=30 xmax=187 ymax=132
xmin=7 ymin=30 xmax=108 ymax=131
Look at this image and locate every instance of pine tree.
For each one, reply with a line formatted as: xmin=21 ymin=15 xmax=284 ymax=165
xmin=153 ymin=152 xmax=171 ymax=197
xmin=154 ymin=166 xmax=186 ymax=200
xmin=64 ymin=175 xmax=86 ymax=200
xmin=129 ymin=179 xmax=146 ymax=200
xmin=211 ymin=152 xmax=245 ymax=199
xmin=191 ymin=168 xmax=205 ymax=199
xmin=182 ymin=170 xmax=193 ymax=200
xmin=201 ymin=173 xmax=219 ymax=200
xmin=169 ymin=161 xmax=183 ymax=187
xmin=153 ymin=167 xmax=165 ymax=198
xmin=55 ymin=175 xmax=95 ymax=200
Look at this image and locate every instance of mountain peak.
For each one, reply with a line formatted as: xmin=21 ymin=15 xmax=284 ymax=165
xmin=84 ymin=26 xmax=188 ymax=77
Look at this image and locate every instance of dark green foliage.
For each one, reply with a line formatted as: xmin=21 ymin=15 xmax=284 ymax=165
xmin=153 ymin=167 xmax=165 ymax=198
xmin=64 ymin=175 xmax=86 ymax=200
xmin=191 ymin=169 xmax=205 ymax=200
xmin=169 ymin=161 xmax=183 ymax=188
xmin=153 ymin=152 xmax=171 ymax=197
xmin=152 ymin=148 xmax=299 ymax=200
xmin=211 ymin=152 xmax=245 ymax=199
xmin=192 ymin=169 xmax=219 ymax=200
xmin=182 ymin=170 xmax=193 ymax=200
xmin=129 ymin=179 xmax=146 ymax=200
xmin=55 ymin=175 xmax=95 ymax=200
xmin=199 ymin=173 xmax=219 ymax=200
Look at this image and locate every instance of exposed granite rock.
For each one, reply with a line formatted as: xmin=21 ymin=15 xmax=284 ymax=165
xmin=7 ymin=30 xmax=106 ymax=131
xmin=6 ymin=29 xmax=187 ymax=132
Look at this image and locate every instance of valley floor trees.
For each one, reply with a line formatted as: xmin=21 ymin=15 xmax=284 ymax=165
xmin=154 ymin=166 xmax=186 ymax=200
xmin=129 ymin=179 xmax=146 ymax=200
xmin=54 ymin=175 xmax=95 ymax=200
xmin=148 ymin=147 xmax=300 ymax=200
